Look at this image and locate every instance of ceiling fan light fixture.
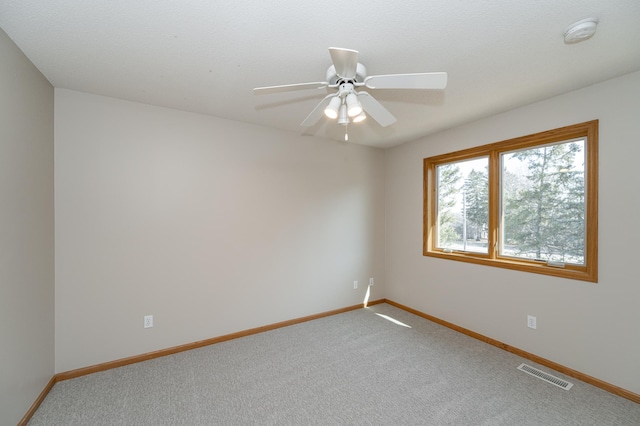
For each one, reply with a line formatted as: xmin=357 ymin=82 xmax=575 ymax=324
xmin=352 ymin=111 xmax=366 ymax=123
xmin=346 ymin=93 xmax=363 ymax=117
xmin=338 ymin=104 xmax=349 ymax=125
xmin=324 ymin=96 xmax=341 ymax=119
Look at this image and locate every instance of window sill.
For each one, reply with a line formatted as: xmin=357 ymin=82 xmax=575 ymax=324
xmin=423 ymin=250 xmax=597 ymax=282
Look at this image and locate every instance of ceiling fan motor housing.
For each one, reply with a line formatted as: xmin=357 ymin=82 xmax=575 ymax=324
xmin=326 ymin=63 xmax=367 ymax=85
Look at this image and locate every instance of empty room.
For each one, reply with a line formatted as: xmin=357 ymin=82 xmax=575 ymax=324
xmin=1 ymin=1 xmax=640 ymax=425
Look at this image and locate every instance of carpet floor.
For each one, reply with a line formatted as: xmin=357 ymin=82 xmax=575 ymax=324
xmin=29 ymin=303 xmax=640 ymax=425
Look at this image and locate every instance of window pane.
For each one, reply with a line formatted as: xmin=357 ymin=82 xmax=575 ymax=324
xmin=436 ymin=157 xmax=489 ymax=253
xmin=500 ymin=139 xmax=586 ymax=265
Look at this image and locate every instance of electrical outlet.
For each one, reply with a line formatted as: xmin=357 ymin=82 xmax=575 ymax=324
xmin=369 ymin=277 xmax=374 ymax=286
xmin=527 ymin=315 xmax=537 ymax=329
xmin=144 ymin=315 xmax=153 ymax=328
xmin=353 ymin=280 xmax=358 ymax=289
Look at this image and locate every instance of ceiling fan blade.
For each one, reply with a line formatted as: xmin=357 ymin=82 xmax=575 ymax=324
xmin=253 ymin=81 xmax=328 ymax=95
xmin=329 ymin=47 xmax=359 ymax=80
xmin=363 ymin=72 xmax=447 ymax=90
xmin=357 ymin=91 xmax=396 ymax=127
xmin=300 ymin=94 xmax=336 ymax=127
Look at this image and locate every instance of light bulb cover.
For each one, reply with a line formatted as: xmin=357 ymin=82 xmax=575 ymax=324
xmin=346 ymin=93 xmax=363 ymax=117
xmin=324 ymin=96 xmax=341 ymax=119
xmin=352 ymin=112 xmax=366 ymax=123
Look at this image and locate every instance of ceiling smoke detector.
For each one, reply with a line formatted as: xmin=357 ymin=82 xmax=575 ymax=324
xmin=564 ymin=18 xmax=598 ymax=44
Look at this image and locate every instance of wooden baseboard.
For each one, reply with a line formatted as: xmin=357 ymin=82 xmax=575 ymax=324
xmin=18 ymin=376 xmax=56 ymax=426
xmin=384 ymin=298 xmax=640 ymax=405
xmin=56 ymin=299 xmax=385 ymax=382
xmin=25 ymin=296 xmax=636 ymax=423
xmin=22 ymin=299 xmax=384 ymax=423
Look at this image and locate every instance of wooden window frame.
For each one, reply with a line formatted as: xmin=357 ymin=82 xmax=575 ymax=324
xmin=423 ymin=120 xmax=598 ymax=282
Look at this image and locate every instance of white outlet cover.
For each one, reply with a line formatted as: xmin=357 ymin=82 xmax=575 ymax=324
xmin=527 ymin=315 xmax=537 ymax=329
xmin=144 ymin=315 xmax=153 ymax=328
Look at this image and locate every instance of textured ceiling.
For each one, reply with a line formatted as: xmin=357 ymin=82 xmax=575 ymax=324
xmin=1 ymin=1 xmax=639 ymax=148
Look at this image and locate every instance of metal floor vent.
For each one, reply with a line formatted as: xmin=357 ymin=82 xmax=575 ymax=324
xmin=517 ymin=363 xmax=574 ymax=390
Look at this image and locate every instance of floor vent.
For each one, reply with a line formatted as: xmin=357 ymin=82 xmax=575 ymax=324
xmin=517 ymin=363 xmax=574 ymax=390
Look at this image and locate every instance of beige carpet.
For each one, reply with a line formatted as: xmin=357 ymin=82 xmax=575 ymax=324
xmin=29 ymin=303 xmax=640 ymax=425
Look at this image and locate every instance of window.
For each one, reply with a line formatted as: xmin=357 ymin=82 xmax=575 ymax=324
xmin=423 ymin=120 xmax=598 ymax=282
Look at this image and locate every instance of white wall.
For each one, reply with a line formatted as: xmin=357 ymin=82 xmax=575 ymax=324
xmin=0 ymin=29 xmax=55 ymax=424
xmin=8 ymin=38 xmax=636 ymax=420
xmin=385 ymin=71 xmax=640 ymax=394
xmin=54 ymin=89 xmax=385 ymax=372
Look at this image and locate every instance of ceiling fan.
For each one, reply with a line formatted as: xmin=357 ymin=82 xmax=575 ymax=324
xmin=253 ymin=47 xmax=447 ymax=131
